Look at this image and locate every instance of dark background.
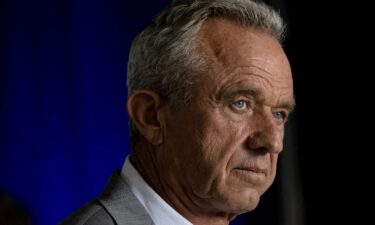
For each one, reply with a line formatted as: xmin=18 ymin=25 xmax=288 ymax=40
xmin=1 ymin=0 xmax=368 ymax=225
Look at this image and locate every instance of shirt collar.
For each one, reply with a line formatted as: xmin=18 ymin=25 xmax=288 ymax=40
xmin=121 ymin=156 xmax=193 ymax=225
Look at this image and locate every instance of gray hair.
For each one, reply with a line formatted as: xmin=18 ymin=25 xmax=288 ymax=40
xmin=127 ymin=0 xmax=286 ymax=147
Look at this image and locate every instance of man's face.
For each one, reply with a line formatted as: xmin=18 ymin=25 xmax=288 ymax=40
xmin=158 ymin=19 xmax=294 ymax=215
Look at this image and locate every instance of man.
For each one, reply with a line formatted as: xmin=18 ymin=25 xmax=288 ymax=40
xmin=60 ymin=0 xmax=295 ymax=224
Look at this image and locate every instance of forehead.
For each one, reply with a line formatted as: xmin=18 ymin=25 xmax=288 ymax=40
xmin=195 ymin=19 xmax=293 ymax=105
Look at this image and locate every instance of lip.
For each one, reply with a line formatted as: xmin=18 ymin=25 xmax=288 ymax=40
xmin=235 ymin=166 xmax=267 ymax=175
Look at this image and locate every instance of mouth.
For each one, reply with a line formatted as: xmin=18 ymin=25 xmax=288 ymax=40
xmin=232 ymin=164 xmax=268 ymax=185
xmin=235 ymin=166 xmax=267 ymax=175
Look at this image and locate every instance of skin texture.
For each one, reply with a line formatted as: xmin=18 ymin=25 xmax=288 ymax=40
xmin=127 ymin=18 xmax=294 ymax=225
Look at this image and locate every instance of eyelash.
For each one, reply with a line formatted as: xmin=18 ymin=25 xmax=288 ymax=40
xmin=231 ymin=100 xmax=289 ymax=123
xmin=231 ymin=99 xmax=251 ymax=112
xmin=233 ymin=100 xmax=246 ymax=108
xmin=272 ymin=111 xmax=288 ymax=122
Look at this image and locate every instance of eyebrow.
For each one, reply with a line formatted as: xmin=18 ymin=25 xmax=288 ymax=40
xmin=221 ymin=86 xmax=296 ymax=113
xmin=279 ymin=99 xmax=296 ymax=113
xmin=222 ymin=88 xmax=264 ymax=101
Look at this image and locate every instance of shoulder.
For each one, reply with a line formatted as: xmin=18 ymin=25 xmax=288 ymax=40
xmin=59 ymin=171 xmax=153 ymax=225
xmin=58 ymin=200 xmax=115 ymax=225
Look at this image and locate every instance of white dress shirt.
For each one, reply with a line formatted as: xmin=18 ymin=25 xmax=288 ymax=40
xmin=121 ymin=156 xmax=193 ymax=225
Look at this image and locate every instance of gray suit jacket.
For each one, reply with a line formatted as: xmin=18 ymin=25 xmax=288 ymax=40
xmin=59 ymin=172 xmax=154 ymax=225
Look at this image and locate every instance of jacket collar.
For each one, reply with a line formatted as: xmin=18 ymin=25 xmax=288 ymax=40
xmin=98 ymin=171 xmax=153 ymax=225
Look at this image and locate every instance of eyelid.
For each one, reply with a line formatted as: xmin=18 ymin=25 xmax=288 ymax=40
xmin=273 ymin=110 xmax=289 ymax=123
xmin=230 ymin=97 xmax=255 ymax=113
xmin=232 ymin=99 xmax=247 ymax=108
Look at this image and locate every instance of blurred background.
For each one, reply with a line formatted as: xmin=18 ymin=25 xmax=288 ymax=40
xmin=0 ymin=0 xmax=367 ymax=225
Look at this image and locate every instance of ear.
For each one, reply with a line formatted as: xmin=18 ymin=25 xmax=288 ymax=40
xmin=127 ymin=90 xmax=164 ymax=145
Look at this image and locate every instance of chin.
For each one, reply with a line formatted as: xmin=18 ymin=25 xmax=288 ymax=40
xmin=236 ymin=194 xmax=260 ymax=213
xmin=218 ymin=189 xmax=262 ymax=214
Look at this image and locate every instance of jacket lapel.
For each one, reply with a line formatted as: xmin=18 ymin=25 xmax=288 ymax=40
xmin=98 ymin=171 xmax=153 ymax=225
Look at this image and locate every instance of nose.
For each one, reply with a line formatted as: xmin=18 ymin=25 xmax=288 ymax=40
xmin=246 ymin=113 xmax=284 ymax=154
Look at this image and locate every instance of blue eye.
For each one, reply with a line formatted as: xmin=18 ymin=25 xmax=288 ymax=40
xmin=273 ymin=111 xmax=285 ymax=121
xmin=233 ymin=100 xmax=247 ymax=109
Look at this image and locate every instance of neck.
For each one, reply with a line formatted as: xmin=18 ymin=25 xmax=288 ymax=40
xmin=130 ymin=141 xmax=236 ymax=225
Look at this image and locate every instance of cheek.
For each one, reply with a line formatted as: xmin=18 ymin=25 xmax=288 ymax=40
xmin=199 ymin=116 xmax=247 ymax=165
xmin=191 ymin=119 xmax=250 ymax=193
xmin=176 ymin=116 xmax=243 ymax=189
xmin=163 ymin=105 xmax=250 ymax=194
